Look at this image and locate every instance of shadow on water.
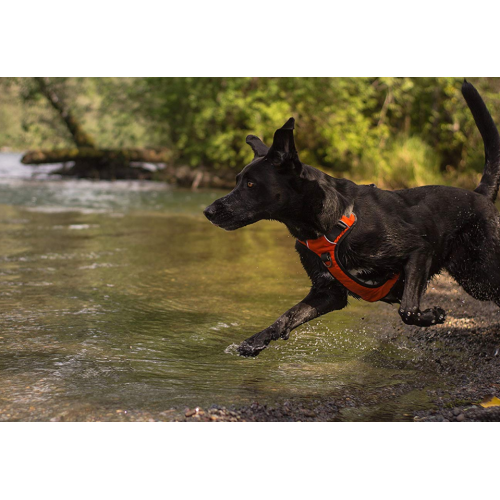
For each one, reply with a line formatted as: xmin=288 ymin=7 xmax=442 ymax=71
xmin=0 ymin=153 xmax=473 ymax=421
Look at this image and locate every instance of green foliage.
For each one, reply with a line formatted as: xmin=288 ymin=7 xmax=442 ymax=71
xmin=0 ymin=78 xmax=150 ymax=151
xmin=381 ymin=137 xmax=442 ymax=189
xmin=131 ymin=77 xmax=500 ymax=188
xmin=3 ymin=77 xmax=500 ymax=189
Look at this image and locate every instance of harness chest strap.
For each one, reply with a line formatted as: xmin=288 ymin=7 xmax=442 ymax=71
xmin=298 ymin=213 xmax=400 ymax=303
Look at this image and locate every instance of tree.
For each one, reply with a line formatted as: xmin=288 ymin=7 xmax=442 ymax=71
xmin=20 ymin=77 xmax=171 ymax=180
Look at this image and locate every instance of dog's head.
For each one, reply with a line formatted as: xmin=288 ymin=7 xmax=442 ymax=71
xmin=204 ymin=118 xmax=304 ymax=231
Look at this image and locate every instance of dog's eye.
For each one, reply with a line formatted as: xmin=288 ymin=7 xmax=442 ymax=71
xmin=247 ymin=182 xmax=255 ymax=188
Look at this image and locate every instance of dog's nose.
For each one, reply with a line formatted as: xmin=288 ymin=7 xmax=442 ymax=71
xmin=203 ymin=204 xmax=217 ymax=221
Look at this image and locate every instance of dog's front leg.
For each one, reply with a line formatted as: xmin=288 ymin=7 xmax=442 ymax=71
xmin=399 ymin=252 xmax=446 ymax=327
xmin=237 ymin=287 xmax=347 ymax=357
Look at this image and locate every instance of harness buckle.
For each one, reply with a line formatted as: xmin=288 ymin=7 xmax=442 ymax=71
xmin=321 ymin=252 xmax=333 ymax=268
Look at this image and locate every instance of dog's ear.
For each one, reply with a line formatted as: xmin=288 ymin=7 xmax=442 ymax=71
xmin=270 ymin=117 xmax=296 ymax=155
xmin=246 ymin=135 xmax=269 ymax=159
xmin=267 ymin=118 xmax=302 ymax=174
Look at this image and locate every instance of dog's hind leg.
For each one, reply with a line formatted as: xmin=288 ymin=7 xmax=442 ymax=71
xmin=399 ymin=251 xmax=446 ymax=327
xmin=237 ymin=286 xmax=348 ymax=357
xmin=446 ymin=215 xmax=500 ymax=304
xmin=447 ymin=248 xmax=500 ymax=304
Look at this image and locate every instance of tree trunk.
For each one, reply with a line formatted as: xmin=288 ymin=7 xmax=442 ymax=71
xmin=34 ymin=77 xmax=96 ymax=148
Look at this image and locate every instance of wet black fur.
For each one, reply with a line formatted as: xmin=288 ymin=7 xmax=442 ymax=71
xmin=204 ymin=81 xmax=500 ymax=357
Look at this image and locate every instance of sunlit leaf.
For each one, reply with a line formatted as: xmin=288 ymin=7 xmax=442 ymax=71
xmin=480 ymin=396 xmax=500 ymax=408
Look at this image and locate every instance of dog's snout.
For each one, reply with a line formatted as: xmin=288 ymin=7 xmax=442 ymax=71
xmin=203 ymin=203 xmax=218 ymax=221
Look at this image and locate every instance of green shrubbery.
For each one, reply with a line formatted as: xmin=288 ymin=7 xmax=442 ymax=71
xmin=128 ymin=77 xmax=500 ymax=189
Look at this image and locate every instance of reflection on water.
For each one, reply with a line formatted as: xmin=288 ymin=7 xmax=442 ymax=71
xmin=0 ymin=153 xmax=435 ymax=421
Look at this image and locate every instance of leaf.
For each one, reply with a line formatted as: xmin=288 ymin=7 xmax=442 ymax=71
xmin=480 ymin=396 xmax=500 ymax=408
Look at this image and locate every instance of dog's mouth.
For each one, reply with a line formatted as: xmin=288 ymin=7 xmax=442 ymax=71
xmin=218 ymin=222 xmax=245 ymax=232
xmin=207 ymin=214 xmax=253 ymax=232
xmin=204 ymin=204 xmax=256 ymax=231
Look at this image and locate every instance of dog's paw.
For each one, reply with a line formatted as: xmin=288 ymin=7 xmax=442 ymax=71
xmin=280 ymin=329 xmax=291 ymax=341
xmin=417 ymin=307 xmax=446 ymax=326
xmin=400 ymin=306 xmax=446 ymax=327
xmin=431 ymin=307 xmax=446 ymax=324
xmin=237 ymin=340 xmax=267 ymax=358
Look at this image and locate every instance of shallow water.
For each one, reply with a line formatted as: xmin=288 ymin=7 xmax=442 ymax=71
xmin=0 ymin=153 xmax=436 ymax=421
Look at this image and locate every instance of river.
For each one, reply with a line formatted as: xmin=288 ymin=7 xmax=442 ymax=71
xmin=0 ymin=153 xmax=440 ymax=421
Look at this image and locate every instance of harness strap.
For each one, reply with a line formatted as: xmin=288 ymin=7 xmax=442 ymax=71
xmin=298 ymin=213 xmax=400 ymax=302
xmin=324 ymin=219 xmax=348 ymax=244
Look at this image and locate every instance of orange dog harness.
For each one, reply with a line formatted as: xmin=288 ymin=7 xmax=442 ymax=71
xmin=298 ymin=213 xmax=400 ymax=302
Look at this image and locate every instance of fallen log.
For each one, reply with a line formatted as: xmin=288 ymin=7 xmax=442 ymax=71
xmin=21 ymin=147 xmax=173 ymax=180
xmin=21 ymin=147 xmax=172 ymax=165
xmin=22 ymin=147 xmax=235 ymax=187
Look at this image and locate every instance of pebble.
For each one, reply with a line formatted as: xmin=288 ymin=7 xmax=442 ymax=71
xmin=302 ymin=410 xmax=317 ymax=418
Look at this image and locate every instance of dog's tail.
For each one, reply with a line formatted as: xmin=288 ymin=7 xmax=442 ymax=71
xmin=462 ymin=80 xmax=500 ymax=202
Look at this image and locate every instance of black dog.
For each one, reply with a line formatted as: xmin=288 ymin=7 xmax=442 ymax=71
xmin=204 ymin=81 xmax=500 ymax=357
